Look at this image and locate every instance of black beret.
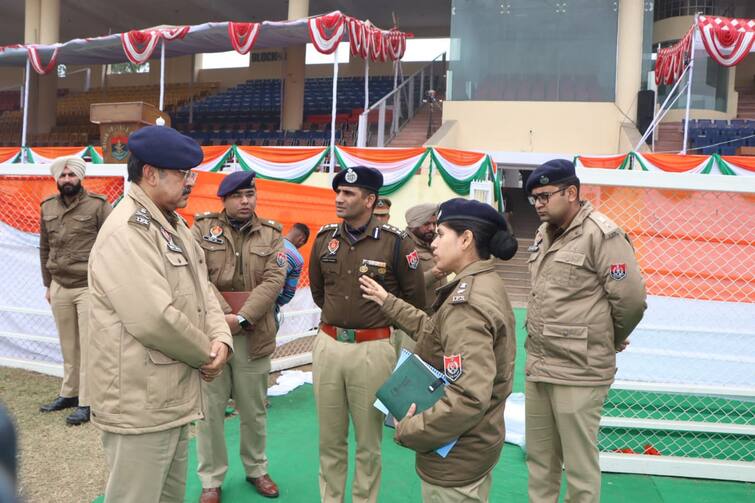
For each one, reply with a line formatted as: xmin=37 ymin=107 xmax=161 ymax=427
xmin=218 ymin=170 xmax=256 ymax=197
xmin=332 ymin=166 xmax=383 ymax=193
xmin=525 ymin=158 xmax=579 ymax=194
xmin=437 ymin=198 xmax=507 ymax=230
xmin=128 ymin=126 xmax=203 ymax=170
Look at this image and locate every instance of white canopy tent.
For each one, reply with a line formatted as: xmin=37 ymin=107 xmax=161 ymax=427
xmin=0 ymin=11 xmax=409 ymax=170
xmin=641 ymin=15 xmax=755 ymax=154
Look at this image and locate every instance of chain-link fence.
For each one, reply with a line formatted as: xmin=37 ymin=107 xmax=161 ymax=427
xmin=0 ymin=166 xmax=321 ymax=375
xmin=580 ymin=174 xmax=755 ymax=481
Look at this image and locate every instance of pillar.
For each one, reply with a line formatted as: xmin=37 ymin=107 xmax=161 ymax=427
xmin=281 ymin=0 xmax=309 ymax=131
xmin=24 ymin=0 xmax=60 ymax=136
xmin=615 ymin=0 xmax=644 ymax=134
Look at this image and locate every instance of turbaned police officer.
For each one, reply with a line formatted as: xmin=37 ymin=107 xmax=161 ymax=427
xmin=309 ymin=166 xmax=425 ymax=503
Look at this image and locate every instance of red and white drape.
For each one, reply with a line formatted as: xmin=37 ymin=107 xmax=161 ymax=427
xmin=228 ymin=22 xmax=261 ymax=55
xmin=26 ymin=46 xmax=59 ymax=75
xmin=698 ymin=15 xmax=755 ymax=67
xmin=655 ymin=26 xmax=693 ymax=86
xmin=120 ymin=26 xmax=190 ymax=65
xmin=309 ymin=12 xmax=408 ymax=61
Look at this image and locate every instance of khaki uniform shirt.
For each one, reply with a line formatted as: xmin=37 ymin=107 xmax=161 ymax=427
xmin=309 ymin=216 xmax=426 ymax=329
xmin=87 ymin=184 xmax=233 ymax=435
xmin=526 ymin=201 xmax=647 ymax=386
xmin=406 ymin=229 xmax=446 ymax=313
xmin=39 ymin=189 xmax=111 ymax=288
xmin=381 ymin=259 xmax=516 ymax=487
xmin=191 ymin=211 xmax=286 ymax=360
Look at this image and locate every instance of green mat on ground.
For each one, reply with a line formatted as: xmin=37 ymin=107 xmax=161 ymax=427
xmin=93 ymin=309 xmax=754 ymax=502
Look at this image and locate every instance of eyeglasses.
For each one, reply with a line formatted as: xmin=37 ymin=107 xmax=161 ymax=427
xmin=178 ymin=170 xmax=198 ymax=184
xmin=528 ymin=187 xmax=568 ymax=205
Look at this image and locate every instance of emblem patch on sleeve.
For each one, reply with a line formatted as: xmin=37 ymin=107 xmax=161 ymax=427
xmin=406 ymin=250 xmax=419 ymax=269
xmin=327 ymin=238 xmax=340 ymax=255
xmin=610 ymin=263 xmax=627 ymax=280
xmin=276 ymin=251 xmax=286 ymax=267
xmin=443 ymin=354 xmax=462 ymax=382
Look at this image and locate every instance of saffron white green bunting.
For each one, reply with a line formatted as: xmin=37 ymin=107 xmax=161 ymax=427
xmin=334 ymin=146 xmax=428 ymax=194
xmin=234 ymin=146 xmax=329 ymax=183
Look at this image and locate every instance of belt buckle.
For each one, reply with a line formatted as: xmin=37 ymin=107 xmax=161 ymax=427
xmin=336 ymin=328 xmax=356 ymax=343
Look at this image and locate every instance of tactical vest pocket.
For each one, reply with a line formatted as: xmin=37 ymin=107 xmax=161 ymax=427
xmin=542 ymin=324 xmax=588 ymax=368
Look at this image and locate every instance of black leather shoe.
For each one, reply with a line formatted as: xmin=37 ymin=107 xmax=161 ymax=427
xmin=40 ymin=396 xmax=78 ymax=413
xmin=66 ymin=406 xmax=90 ymax=425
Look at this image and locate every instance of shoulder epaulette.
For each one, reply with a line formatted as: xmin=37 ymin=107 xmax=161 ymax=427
xmin=87 ymin=192 xmax=108 ymax=202
xmin=40 ymin=194 xmax=57 ymax=205
xmin=449 ymin=277 xmax=475 ymax=305
xmin=128 ymin=207 xmax=151 ymax=229
xmin=587 ymin=211 xmax=620 ymax=238
xmin=381 ymin=223 xmax=407 ymax=238
xmin=195 ymin=211 xmax=219 ymax=221
xmin=318 ymin=223 xmax=338 ymax=235
xmin=261 ymin=219 xmax=283 ymax=232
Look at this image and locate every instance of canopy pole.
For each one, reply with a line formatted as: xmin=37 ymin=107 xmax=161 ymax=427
xmin=364 ymin=57 xmax=369 ymax=111
xmin=634 ymin=60 xmax=691 ymax=151
xmin=329 ymin=49 xmax=339 ymax=178
xmin=21 ymin=57 xmax=30 ymax=161
xmin=652 ymin=43 xmax=661 ymax=152
xmin=189 ymin=54 xmax=195 ymax=125
xmin=159 ymin=39 xmax=166 ymax=112
xmin=682 ymin=15 xmax=698 ymax=155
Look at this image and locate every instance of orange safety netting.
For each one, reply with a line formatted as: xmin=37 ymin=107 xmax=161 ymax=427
xmin=178 ymin=172 xmax=336 ymax=278
xmin=0 ymin=176 xmax=124 ymax=233
xmin=583 ymin=185 xmax=755 ymax=303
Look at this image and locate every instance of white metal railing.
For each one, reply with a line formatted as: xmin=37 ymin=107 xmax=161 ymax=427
xmin=357 ymin=52 xmax=446 ymax=147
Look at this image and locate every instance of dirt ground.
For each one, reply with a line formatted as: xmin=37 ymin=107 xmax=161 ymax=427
xmin=0 ymin=365 xmax=308 ymax=503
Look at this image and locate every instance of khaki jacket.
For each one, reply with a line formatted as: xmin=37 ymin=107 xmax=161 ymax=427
xmin=87 ymin=184 xmax=233 ymax=435
xmin=309 ymin=217 xmax=426 ymax=328
xmin=191 ymin=211 xmax=286 ymax=360
xmin=381 ymin=259 xmax=516 ymax=487
xmin=406 ymin=230 xmax=446 ymax=312
xmin=526 ymin=201 xmax=647 ymax=386
xmin=39 ymin=189 xmax=111 ymax=288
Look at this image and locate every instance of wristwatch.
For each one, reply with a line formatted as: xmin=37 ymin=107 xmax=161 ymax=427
xmin=236 ymin=314 xmax=251 ymax=330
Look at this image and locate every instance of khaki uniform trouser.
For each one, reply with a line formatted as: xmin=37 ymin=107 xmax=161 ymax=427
xmin=420 ymin=472 xmax=493 ymax=503
xmin=390 ymin=328 xmax=416 ymax=358
xmin=101 ymin=424 xmax=189 ymax=503
xmin=525 ymin=381 xmax=610 ymax=503
xmin=312 ymin=330 xmax=396 ymax=503
xmin=196 ymin=333 xmax=271 ymax=488
xmin=49 ymin=280 xmax=89 ymax=404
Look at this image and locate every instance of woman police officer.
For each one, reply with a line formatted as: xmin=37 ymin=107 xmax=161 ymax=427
xmin=359 ymin=197 xmax=518 ymax=502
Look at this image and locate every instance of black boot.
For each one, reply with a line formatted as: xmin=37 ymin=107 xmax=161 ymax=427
xmin=66 ymin=406 xmax=90 ymax=425
xmin=40 ymin=396 xmax=78 ymax=413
